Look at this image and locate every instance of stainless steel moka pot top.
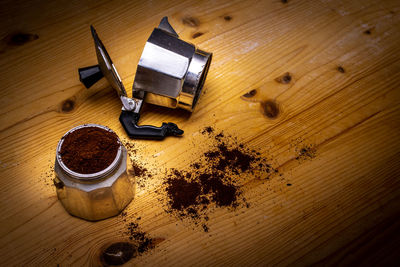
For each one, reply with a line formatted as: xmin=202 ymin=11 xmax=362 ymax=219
xmin=78 ymin=17 xmax=212 ymax=140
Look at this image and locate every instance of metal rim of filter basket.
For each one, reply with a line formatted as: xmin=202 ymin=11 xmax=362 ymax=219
xmin=56 ymin=124 xmax=122 ymax=181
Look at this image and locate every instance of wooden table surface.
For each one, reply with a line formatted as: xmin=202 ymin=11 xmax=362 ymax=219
xmin=1 ymin=0 xmax=399 ymax=266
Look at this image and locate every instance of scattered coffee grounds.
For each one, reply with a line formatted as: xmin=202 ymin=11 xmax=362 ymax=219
xmin=132 ymin=162 xmax=147 ymax=176
xmin=59 ymin=126 xmax=120 ymax=174
xmin=120 ymin=211 xmax=128 ymax=222
xmin=121 ymin=139 xmax=157 ymax=190
xmin=118 ymin=127 xmax=279 ymax=233
xmin=201 ymin=126 xmax=214 ymax=134
xmin=162 ymin=127 xmax=278 ymax=231
xmin=126 ymin=221 xmax=155 ymax=254
xmin=289 ymin=138 xmax=317 ymax=162
xmin=131 ymin=161 xmax=154 ymax=189
xmin=124 ymin=140 xmax=137 ymax=157
xmin=295 ymin=144 xmax=316 ymax=161
xmin=101 ymin=242 xmax=136 ymax=266
xmin=118 ymin=213 xmax=164 ymax=259
xmin=40 ymin=161 xmax=55 ymax=187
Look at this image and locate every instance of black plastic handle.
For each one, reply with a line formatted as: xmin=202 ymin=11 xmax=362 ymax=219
xmin=119 ymin=110 xmax=184 ymax=140
xmin=78 ymin=65 xmax=104 ymax=89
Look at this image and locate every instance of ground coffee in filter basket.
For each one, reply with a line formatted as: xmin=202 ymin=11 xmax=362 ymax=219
xmin=59 ymin=126 xmax=120 ymax=174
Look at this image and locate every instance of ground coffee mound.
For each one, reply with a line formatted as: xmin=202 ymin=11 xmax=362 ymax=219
xmin=162 ymin=127 xmax=278 ymax=231
xmin=59 ymin=126 xmax=120 ymax=174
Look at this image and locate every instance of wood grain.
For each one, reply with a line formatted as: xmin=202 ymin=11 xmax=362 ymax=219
xmin=0 ymin=0 xmax=399 ymax=266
